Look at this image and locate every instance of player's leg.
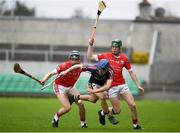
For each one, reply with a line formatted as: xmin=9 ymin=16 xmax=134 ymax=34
xmin=52 ymin=92 xmax=71 ymax=128
xmin=96 ymin=92 xmax=109 ymax=113
xmin=69 ymin=87 xmax=87 ymax=128
xmin=95 ymin=92 xmax=119 ymax=125
xmin=67 ymin=93 xmax=75 ymax=105
xmin=56 ymin=93 xmax=71 ymax=116
xmin=121 ymin=86 xmax=141 ymax=129
xmin=108 ymin=86 xmax=122 ymax=115
xmin=77 ymin=94 xmax=98 ymax=103
xmin=95 ymin=92 xmax=108 ymax=125
xmin=52 ymin=85 xmax=71 ymax=128
xmin=108 ymin=96 xmax=122 ymax=124
xmin=109 ymin=97 xmax=121 ymax=115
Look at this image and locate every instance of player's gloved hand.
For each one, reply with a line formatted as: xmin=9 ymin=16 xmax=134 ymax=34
xmin=89 ymin=37 xmax=94 ymax=46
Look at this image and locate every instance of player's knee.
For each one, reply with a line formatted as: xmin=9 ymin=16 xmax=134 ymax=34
xmin=98 ymin=96 xmax=106 ymax=101
xmin=89 ymin=97 xmax=98 ymax=103
xmin=112 ymin=108 xmax=121 ymax=115
xmin=64 ymin=105 xmax=71 ymax=112
xmin=129 ymin=102 xmax=136 ymax=110
xmin=77 ymin=101 xmax=84 ymax=107
xmin=90 ymin=99 xmax=97 ymax=103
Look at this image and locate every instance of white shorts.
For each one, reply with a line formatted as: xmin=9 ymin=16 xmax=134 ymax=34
xmin=53 ymin=84 xmax=77 ymax=94
xmin=108 ymin=84 xmax=130 ymax=98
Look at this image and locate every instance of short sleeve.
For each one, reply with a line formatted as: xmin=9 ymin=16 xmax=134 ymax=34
xmin=124 ymin=57 xmax=132 ymax=71
xmin=97 ymin=53 xmax=105 ymax=60
xmin=56 ymin=63 xmax=66 ymax=73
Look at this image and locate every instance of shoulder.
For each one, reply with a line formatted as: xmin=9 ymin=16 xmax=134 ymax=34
xmin=120 ymin=53 xmax=129 ymax=60
xmin=98 ymin=52 xmax=110 ymax=56
xmin=58 ymin=61 xmax=71 ymax=69
xmin=98 ymin=52 xmax=112 ymax=58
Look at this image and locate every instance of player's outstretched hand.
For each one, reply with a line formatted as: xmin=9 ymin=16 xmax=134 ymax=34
xmin=138 ymin=86 xmax=144 ymax=95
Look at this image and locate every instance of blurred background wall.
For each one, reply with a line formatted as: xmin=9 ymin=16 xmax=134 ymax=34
xmin=0 ymin=0 xmax=180 ymax=99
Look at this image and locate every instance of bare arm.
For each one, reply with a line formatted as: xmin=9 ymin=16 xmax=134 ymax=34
xmin=87 ymin=37 xmax=98 ymax=61
xmin=88 ymin=79 xmax=113 ymax=93
xmin=60 ymin=64 xmax=83 ymax=76
xmin=41 ymin=70 xmax=57 ymax=84
xmin=129 ymin=70 xmax=144 ymax=94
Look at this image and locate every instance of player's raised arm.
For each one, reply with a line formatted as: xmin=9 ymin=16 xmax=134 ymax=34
xmin=88 ymin=1 xmax=106 ymax=62
xmin=87 ymin=37 xmax=98 ymax=61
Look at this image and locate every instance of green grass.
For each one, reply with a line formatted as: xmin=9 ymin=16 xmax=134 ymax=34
xmin=0 ymin=97 xmax=180 ymax=132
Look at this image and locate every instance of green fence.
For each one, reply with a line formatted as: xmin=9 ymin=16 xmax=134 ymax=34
xmin=0 ymin=73 xmax=143 ymax=95
xmin=0 ymin=74 xmax=53 ymax=94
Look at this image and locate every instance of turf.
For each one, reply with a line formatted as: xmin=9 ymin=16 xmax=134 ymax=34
xmin=0 ymin=97 xmax=180 ymax=132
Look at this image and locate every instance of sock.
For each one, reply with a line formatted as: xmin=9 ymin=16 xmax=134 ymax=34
xmin=112 ymin=109 xmax=116 ymax=115
xmin=101 ymin=110 xmax=105 ymax=116
xmin=132 ymin=119 xmax=138 ymax=127
xmin=103 ymin=110 xmax=110 ymax=116
xmin=80 ymin=121 xmax=86 ymax=126
xmin=54 ymin=112 xmax=60 ymax=121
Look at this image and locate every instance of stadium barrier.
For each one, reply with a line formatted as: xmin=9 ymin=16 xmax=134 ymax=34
xmin=0 ymin=73 xmax=143 ymax=96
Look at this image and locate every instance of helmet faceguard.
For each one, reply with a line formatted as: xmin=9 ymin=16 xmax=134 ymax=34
xmin=69 ymin=50 xmax=80 ymax=60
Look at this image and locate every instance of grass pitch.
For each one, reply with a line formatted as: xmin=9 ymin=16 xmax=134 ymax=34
xmin=0 ymin=97 xmax=180 ymax=132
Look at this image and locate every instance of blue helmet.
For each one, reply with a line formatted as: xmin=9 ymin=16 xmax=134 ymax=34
xmin=96 ymin=59 xmax=109 ymax=70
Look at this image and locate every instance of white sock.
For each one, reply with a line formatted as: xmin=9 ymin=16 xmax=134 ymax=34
xmin=101 ymin=110 xmax=105 ymax=116
xmin=80 ymin=121 xmax=86 ymax=126
xmin=133 ymin=124 xmax=138 ymax=128
xmin=54 ymin=114 xmax=59 ymax=121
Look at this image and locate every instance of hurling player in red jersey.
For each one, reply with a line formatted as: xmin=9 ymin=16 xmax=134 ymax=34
xmin=60 ymin=59 xmax=119 ymax=125
xmin=40 ymin=50 xmax=87 ymax=128
xmin=87 ymin=37 xmax=144 ymax=129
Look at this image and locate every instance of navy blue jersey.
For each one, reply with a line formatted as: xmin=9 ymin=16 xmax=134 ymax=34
xmin=82 ymin=65 xmax=113 ymax=87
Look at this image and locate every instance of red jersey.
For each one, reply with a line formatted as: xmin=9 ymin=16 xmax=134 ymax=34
xmin=55 ymin=61 xmax=82 ymax=87
xmin=97 ymin=52 xmax=132 ymax=86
